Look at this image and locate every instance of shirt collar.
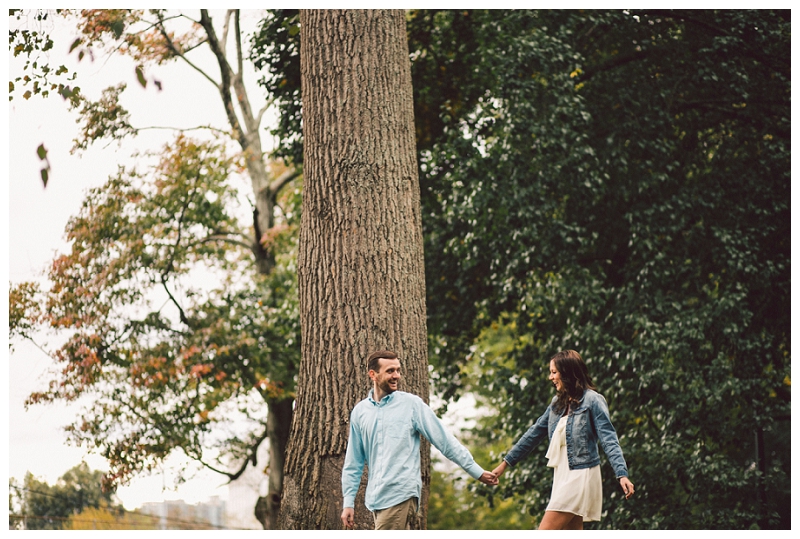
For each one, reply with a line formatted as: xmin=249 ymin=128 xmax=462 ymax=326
xmin=367 ymin=388 xmax=395 ymax=406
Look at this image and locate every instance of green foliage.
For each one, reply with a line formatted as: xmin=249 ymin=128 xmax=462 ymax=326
xmin=16 ymin=134 xmax=301 ymax=489
xmin=70 ymin=83 xmax=136 ymax=152
xmin=409 ymin=9 xmax=790 ymax=530
xmin=250 ymin=9 xmax=303 ymax=166
xmin=428 ymin=440 xmax=532 ymax=530
xmin=8 ymin=281 xmax=41 ymax=349
xmin=9 ymin=463 xmax=120 ymax=530
xmin=251 ymin=8 xmax=790 ymax=528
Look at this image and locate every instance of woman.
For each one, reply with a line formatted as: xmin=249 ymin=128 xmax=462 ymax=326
xmin=492 ymin=350 xmax=634 ymax=530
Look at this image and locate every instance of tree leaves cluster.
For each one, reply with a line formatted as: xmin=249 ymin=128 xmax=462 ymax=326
xmin=10 ymin=135 xmax=301 ymax=491
xmin=252 ymin=9 xmax=790 ymax=529
xmin=9 ymin=463 xmax=122 ymax=530
xmin=10 ymin=10 xmax=304 ymax=528
xmin=9 ymin=9 xmax=79 ymax=103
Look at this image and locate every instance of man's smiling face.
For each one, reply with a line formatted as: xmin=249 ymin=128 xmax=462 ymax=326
xmin=370 ymin=357 xmax=402 ymax=397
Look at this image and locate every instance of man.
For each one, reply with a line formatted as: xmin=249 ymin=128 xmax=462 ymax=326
xmin=341 ymin=350 xmax=498 ymax=530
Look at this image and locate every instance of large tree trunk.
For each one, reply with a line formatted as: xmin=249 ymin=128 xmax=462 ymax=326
xmin=278 ymin=9 xmax=430 ymax=530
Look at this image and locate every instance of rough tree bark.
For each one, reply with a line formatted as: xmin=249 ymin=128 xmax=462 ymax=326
xmin=278 ymin=9 xmax=431 ymax=530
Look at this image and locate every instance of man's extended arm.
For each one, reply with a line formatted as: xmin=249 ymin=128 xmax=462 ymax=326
xmin=413 ymin=398 xmax=497 ymax=485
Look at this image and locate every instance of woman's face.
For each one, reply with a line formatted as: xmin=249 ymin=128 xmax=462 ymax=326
xmin=549 ymin=360 xmax=563 ymax=392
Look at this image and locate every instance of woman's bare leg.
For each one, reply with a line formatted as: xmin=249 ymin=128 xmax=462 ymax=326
xmin=538 ymin=511 xmax=583 ymax=530
xmin=566 ymin=514 xmax=584 ymax=530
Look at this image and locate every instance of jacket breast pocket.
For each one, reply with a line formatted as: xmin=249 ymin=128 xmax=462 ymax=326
xmin=570 ymin=409 xmax=593 ymax=457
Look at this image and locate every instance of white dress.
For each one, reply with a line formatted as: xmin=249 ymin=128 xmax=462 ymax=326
xmin=544 ymin=415 xmax=602 ymax=521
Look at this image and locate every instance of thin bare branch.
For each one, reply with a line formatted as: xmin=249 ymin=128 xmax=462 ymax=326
xmin=187 ymin=234 xmax=254 ymax=251
xmin=199 ymin=9 xmax=247 ymax=149
xmin=134 ymin=124 xmax=232 ymax=137
xmin=196 ymin=426 xmax=269 ymax=482
xmin=153 ymin=11 xmax=219 ymax=88
xmin=255 ymin=96 xmax=276 ymax=128
xmin=269 ymin=168 xmax=302 ymax=198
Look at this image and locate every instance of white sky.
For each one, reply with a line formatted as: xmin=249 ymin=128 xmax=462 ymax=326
xmin=4 ymin=9 xmax=273 ymax=511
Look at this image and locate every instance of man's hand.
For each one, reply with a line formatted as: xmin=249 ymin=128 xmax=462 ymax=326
xmin=479 ymin=471 xmax=499 ymax=486
xmin=341 ymin=507 xmax=355 ymax=529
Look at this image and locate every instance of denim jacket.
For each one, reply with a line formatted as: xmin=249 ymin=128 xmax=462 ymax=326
xmin=503 ymin=389 xmax=629 ymax=479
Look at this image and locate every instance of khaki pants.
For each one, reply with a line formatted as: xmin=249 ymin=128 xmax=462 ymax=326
xmin=372 ymin=497 xmax=417 ymax=530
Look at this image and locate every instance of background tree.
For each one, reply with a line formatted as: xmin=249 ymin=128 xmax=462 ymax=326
xmin=9 ymin=9 xmax=301 ymax=529
xmin=9 ymin=135 xmax=300 ymax=520
xmin=9 ymin=463 xmax=122 ymax=530
xmin=254 ymin=9 xmax=790 ymax=529
xmin=277 ymin=9 xmax=430 ymax=530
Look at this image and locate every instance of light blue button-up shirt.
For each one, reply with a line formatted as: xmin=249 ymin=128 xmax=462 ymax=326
xmin=342 ymin=390 xmax=485 ymax=512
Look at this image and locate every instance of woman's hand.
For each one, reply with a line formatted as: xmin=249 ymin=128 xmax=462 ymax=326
xmin=619 ymin=477 xmax=635 ymax=499
xmin=492 ymin=460 xmax=509 ymax=478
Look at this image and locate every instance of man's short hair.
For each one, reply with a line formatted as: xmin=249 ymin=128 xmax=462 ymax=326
xmin=367 ymin=350 xmax=398 ymax=372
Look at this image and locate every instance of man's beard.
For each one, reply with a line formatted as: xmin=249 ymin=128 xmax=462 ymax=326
xmin=379 ymin=378 xmax=398 ymax=395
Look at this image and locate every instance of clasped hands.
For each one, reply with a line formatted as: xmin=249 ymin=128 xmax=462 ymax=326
xmin=479 ymin=460 xmax=508 ymax=486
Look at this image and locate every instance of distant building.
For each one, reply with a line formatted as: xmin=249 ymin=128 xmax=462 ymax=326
xmin=225 ymin=440 xmax=270 ymax=530
xmin=136 ymin=442 xmax=270 ymax=530
xmin=138 ymin=497 xmax=227 ymax=530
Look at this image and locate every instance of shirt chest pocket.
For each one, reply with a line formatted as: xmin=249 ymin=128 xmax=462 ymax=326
xmin=386 ymin=418 xmax=414 ymax=439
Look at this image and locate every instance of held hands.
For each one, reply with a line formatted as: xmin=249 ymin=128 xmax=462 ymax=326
xmin=479 ymin=460 xmax=509 ymax=486
xmin=478 ymin=470 xmax=499 ymax=486
xmin=619 ymin=477 xmax=635 ymax=499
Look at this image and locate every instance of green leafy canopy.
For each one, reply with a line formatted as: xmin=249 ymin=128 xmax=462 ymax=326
xmin=252 ymin=9 xmax=790 ymax=529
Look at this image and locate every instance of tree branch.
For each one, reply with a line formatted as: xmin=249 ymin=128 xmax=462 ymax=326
xmin=187 ymin=233 xmax=254 ymax=251
xmin=576 ymin=48 xmax=651 ymax=84
xmin=642 ymin=10 xmax=789 ymax=78
xmin=153 ymin=11 xmax=219 ymax=88
xmin=268 ymin=168 xmax=301 ymax=198
xmin=134 ymin=124 xmax=231 ymax=137
xmin=197 ymin=425 xmax=269 ymax=482
xmin=199 ymin=9 xmax=248 ymax=149
xmin=235 ymin=10 xmax=244 ymax=79
xmin=255 ymin=96 xmax=276 ymax=128
xmin=158 ymin=181 xmax=201 ymax=328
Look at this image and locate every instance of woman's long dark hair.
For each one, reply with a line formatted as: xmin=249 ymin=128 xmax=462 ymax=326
xmin=551 ymin=350 xmax=596 ymax=413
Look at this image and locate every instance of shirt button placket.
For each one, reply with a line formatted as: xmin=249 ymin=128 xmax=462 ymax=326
xmin=375 ymin=406 xmax=384 ymax=478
